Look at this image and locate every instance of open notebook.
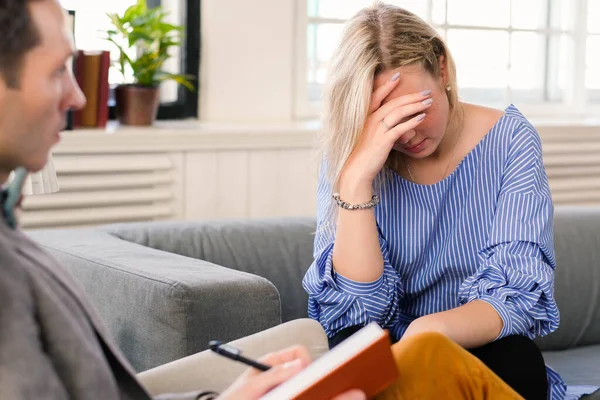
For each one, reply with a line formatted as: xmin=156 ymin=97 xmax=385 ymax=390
xmin=260 ymin=323 xmax=398 ymax=400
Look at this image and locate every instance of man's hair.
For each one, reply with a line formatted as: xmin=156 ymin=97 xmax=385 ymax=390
xmin=0 ymin=0 xmax=43 ymax=89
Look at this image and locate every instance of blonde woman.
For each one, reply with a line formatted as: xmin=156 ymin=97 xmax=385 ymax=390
xmin=303 ymin=3 xmax=567 ymax=399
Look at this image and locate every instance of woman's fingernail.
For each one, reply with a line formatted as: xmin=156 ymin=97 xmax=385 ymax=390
xmin=391 ymin=72 xmax=400 ymax=81
xmin=420 ymin=89 xmax=432 ymax=96
xmin=416 ymin=113 xmax=426 ymax=121
xmin=422 ymin=98 xmax=433 ymax=105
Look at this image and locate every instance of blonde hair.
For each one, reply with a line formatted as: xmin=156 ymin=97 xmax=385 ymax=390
xmin=319 ymin=2 xmax=460 ymax=190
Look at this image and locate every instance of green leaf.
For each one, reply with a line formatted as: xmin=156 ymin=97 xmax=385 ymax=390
xmin=127 ymin=31 xmax=154 ymax=47
xmin=106 ymin=0 xmax=188 ymax=86
xmin=154 ymin=72 xmax=196 ymax=91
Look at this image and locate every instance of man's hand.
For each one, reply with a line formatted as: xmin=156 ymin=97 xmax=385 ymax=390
xmin=216 ymin=345 xmax=365 ymax=400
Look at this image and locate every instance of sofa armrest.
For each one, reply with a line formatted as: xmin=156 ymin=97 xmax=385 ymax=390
xmin=27 ymin=229 xmax=281 ymax=372
xmin=104 ymin=218 xmax=317 ymax=323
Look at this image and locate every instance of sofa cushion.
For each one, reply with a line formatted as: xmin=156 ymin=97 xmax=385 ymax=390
xmin=535 ymin=207 xmax=600 ymax=352
xmin=543 ymin=345 xmax=600 ymax=399
xmin=104 ymin=218 xmax=317 ymax=322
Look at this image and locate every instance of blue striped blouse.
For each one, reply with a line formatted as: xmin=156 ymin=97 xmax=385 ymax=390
xmin=303 ymin=105 xmax=566 ymax=399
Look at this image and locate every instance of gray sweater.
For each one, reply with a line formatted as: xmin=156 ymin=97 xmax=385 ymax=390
xmin=0 ymin=220 xmax=209 ymax=399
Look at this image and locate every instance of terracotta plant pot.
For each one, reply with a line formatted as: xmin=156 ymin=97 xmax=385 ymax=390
xmin=115 ymin=84 xmax=160 ymax=126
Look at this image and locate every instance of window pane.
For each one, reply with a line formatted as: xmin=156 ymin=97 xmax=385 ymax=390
xmin=587 ymin=69 xmax=600 ymax=90
xmin=549 ymin=0 xmax=573 ymax=31
xmin=509 ymin=32 xmax=545 ymax=102
xmin=589 ymin=0 xmax=600 ymax=34
xmin=510 ymin=32 xmax=544 ymax=90
xmin=587 ymin=35 xmax=600 ymax=99
xmin=548 ymin=34 xmax=571 ymax=101
xmin=447 ymin=29 xmax=509 ymax=72
xmin=59 ymin=0 xmax=134 ymax=51
xmin=511 ymin=0 xmax=547 ymax=30
xmin=447 ymin=29 xmax=509 ymax=104
xmin=586 ymin=35 xmax=600 ymax=70
xmin=431 ymin=0 xmax=447 ymax=25
xmin=446 ymin=0 xmax=510 ymax=27
xmin=307 ymin=23 xmax=344 ymax=88
xmin=308 ymin=0 xmax=428 ymax=20
xmin=154 ymin=0 xmax=183 ymax=103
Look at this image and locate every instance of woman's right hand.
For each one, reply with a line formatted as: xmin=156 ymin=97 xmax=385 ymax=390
xmin=340 ymin=72 xmax=433 ymax=194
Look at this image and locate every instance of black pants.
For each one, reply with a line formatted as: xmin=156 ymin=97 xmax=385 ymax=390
xmin=330 ymin=327 xmax=548 ymax=400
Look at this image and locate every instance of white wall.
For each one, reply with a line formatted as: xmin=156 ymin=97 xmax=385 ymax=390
xmin=199 ymin=0 xmax=296 ymax=122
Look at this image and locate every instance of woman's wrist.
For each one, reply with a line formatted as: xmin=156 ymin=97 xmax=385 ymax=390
xmin=338 ymin=170 xmax=374 ymax=204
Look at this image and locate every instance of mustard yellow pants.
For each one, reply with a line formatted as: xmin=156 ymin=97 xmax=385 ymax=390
xmin=376 ymin=332 xmax=524 ymax=400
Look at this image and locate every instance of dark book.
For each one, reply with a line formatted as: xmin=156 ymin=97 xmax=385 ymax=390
xmin=96 ymin=51 xmax=111 ymax=128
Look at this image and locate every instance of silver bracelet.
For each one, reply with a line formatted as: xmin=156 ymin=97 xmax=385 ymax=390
xmin=332 ymin=193 xmax=380 ymax=210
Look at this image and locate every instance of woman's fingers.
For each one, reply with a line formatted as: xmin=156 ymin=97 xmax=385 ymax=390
xmin=386 ymin=113 xmax=426 ymax=145
xmin=379 ymin=98 xmax=433 ymax=132
xmin=373 ymin=89 xmax=432 ymax=121
xmin=369 ymin=71 xmax=401 ymax=113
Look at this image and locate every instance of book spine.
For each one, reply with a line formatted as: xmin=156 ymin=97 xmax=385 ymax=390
xmin=96 ymin=51 xmax=110 ymax=128
xmin=79 ymin=53 xmax=101 ymax=127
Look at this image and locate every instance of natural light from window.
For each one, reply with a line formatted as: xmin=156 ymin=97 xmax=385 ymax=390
xmin=303 ymin=0 xmax=599 ymax=117
xmin=59 ymin=0 xmax=181 ymax=102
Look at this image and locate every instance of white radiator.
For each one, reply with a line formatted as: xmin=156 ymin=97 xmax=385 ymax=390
xmin=21 ymin=154 xmax=178 ymax=229
xmin=542 ymin=128 xmax=600 ymax=205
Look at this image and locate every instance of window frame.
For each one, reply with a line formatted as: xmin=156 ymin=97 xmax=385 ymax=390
xmin=294 ymin=0 xmax=600 ymax=120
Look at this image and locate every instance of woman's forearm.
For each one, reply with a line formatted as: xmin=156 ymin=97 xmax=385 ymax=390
xmin=402 ymin=301 xmax=504 ymax=349
xmin=331 ymin=175 xmax=384 ymax=282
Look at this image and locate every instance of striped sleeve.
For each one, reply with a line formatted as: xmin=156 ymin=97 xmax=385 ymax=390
xmin=301 ymin=164 xmax=404 ymax=338
xmin=458 ymin=122 xmax=560 ymax=340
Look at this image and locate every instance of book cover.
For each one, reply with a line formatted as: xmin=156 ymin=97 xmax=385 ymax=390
xmin=96 ymin=51 xmax=110 ymax=128
xmin=260 ymin=323 xmax=398 ymax=400
xmin=79 ymin=51 xmax=102 ymax=127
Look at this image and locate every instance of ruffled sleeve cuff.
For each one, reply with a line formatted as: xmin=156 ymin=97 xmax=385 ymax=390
xmin=459 ymin=258 xmax=559 ymax=340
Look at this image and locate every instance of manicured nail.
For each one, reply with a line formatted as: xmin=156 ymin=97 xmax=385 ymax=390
xmin=416 ymin=113 xmax=426 ymax=121
xmin=420 ymin=89 xmax=432 ymax=96
xmin=422 ymin=98 xmax=433 ymax=105
xmin=390 ymin=72 xmax=400 ymax=81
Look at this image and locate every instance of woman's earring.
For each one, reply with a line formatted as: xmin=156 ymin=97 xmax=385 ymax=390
xmin=446 ymin=85 xmax=451 ymax=92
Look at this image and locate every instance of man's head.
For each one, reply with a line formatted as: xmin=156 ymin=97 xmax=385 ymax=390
xmin=0 ymin=0 xmax=85 ymax=177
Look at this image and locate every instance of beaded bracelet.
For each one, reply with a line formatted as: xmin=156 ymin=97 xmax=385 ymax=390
xmin=332 ymin=193 xmax=380 ymax=210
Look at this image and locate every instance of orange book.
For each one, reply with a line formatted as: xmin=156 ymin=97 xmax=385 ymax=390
xmin=260 ymin=324 xmax=398 ymax=400
xmin=79 ymin=51 xmax=102 ymax=127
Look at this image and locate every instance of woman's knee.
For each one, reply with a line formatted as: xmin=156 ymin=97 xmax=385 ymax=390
xmin=391 ymin=331 xmax=461 ymax=370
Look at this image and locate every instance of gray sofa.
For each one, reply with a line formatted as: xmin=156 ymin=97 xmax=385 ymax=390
xmin=28 ymin=207 xmax=600 ymax=396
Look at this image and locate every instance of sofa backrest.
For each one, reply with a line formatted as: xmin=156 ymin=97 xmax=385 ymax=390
xmin=106 ymin=218 xmax=317 ymax=323
xmin=535 ymin=206 xmax=600 ymax=351
xmin=107 ymin=206 xmax=600 ymax=350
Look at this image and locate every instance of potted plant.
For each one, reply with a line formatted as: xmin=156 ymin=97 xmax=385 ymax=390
xmin=106 ymin=0 xmax=194 ymax=126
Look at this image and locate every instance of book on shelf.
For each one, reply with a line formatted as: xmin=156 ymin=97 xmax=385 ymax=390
xmin=73 ymin=50 xmax=110 ymax=129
